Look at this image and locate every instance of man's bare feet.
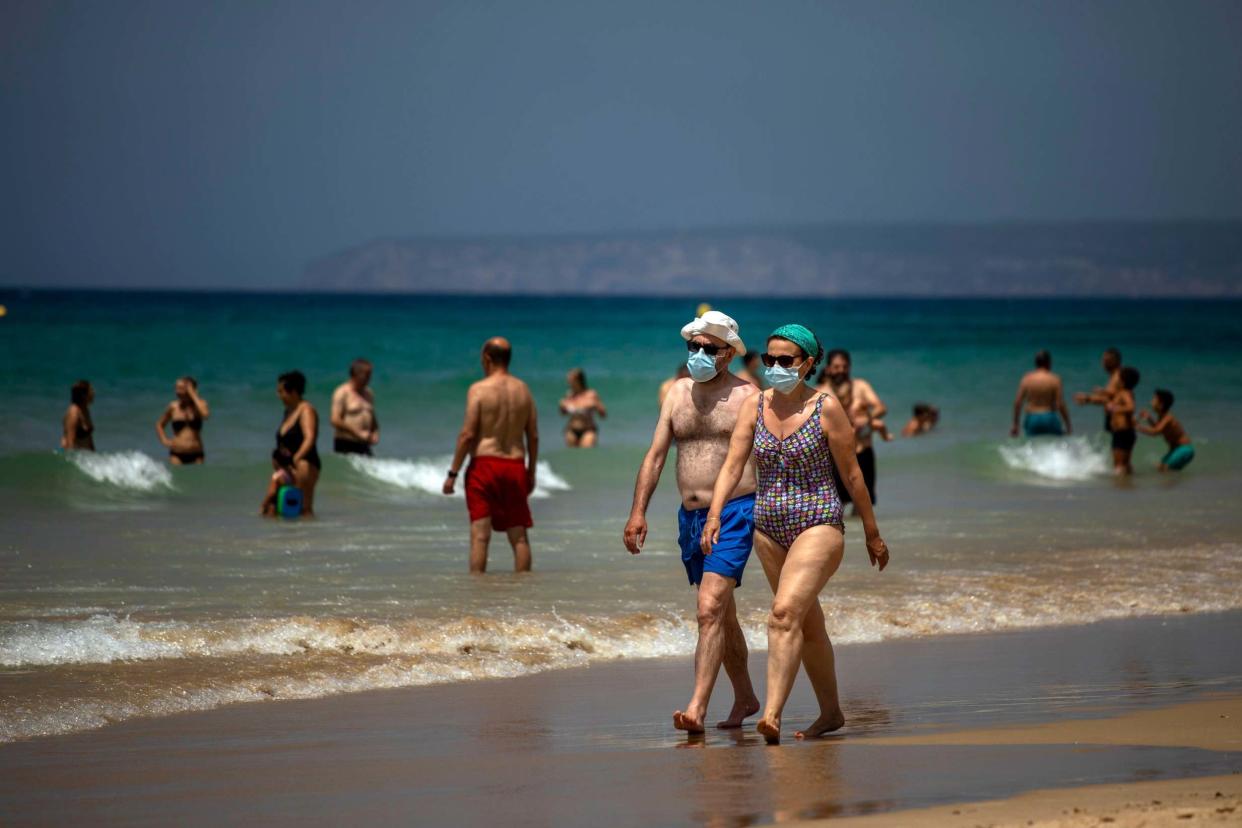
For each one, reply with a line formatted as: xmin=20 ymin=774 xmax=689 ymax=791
xmin=756 ymin=717 xmax=781 ymax=744
xmin=673 ymin=710 xmax=706 ymax=734
xmin=715 ymin=697 xmax=761 ymax=729
xmin=794 ymin=710 xmax=845 ymax=740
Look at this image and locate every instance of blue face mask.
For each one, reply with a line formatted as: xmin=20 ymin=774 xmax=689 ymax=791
xmin=687 ymin=350 xmax=721 ymax=383
xmin=765 ymin=364 xmax=804 ymax=394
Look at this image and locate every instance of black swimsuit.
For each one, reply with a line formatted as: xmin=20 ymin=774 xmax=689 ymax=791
xmin=278 ymin=414 xmax=322 ymax=470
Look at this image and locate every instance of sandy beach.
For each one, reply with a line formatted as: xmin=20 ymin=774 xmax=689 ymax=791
xmin=3 ymin=611 xmax=1240 ymax=826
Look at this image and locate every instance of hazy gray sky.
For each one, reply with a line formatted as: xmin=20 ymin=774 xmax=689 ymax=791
xmin=3 ymin=0 xmax=1240 ymax=288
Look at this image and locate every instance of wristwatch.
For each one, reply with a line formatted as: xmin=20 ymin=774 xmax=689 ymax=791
xmin=446 ymin=469 xmax=459 ymax=478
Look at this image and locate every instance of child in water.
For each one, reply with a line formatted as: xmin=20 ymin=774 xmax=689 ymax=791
xmin=1138 ymin=388 xmax=1195 ymax=472
xmin=261 ymin=448 xmax=299 ymax=516
xmin=1105 ymin=366 xmax=1141 ymax=475
xmin=901 ymin=402 xmax=939 ymax=437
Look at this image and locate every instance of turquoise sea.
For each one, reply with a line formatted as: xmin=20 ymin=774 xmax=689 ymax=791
xmin=2 ymin=290 xmax=1241 ymax=741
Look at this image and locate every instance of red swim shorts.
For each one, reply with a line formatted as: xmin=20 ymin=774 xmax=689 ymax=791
xmin=465 ymin=456 xmax=533 ymax=531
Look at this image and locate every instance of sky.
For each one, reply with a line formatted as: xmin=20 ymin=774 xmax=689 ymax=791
xmin=2 ymin=0 xmax=1240 ymax=289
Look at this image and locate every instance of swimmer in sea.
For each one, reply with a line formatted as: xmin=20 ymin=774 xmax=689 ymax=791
xmin=559 ymin=368 xmax=606 ymax=448
xmin=1105 ymin=366 xmax=1141 ymax=476
xmin=61 ymin=380 xmax=95 ymax=451
xmin=156 ymin=376 xmax=210 ymax=464
xmin=900 ymin=402 xmax=939 ymax=437
xmin=261 ymin=447 xmax=299 ymax=516
xmin=1011 ymin=350 xmax=1071 ymax=437
xmin=1075 ymin=347 xmax=1123 ymax=435
xmin=331 ymin=358 xmax=379 ymax=455
xmin=1138 ymin=388 xmax=1195 ymax=472
xmin=275 ymin=371 xmax=321 ymax=516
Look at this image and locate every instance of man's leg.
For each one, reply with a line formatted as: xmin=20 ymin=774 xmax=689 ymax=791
xmin=470 ymin=517 xmax=493 ymax=573
xmin=505 ymin=526 xmax=532 ymax=572
xmin=715 ymin=591 xmax=760 ymax=728
xmin=674 ymin=572 xmax=735 ymax=734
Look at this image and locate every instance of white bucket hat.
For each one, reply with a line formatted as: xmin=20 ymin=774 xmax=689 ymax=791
xmin=681 ymin=310 xmax=745 ymax=355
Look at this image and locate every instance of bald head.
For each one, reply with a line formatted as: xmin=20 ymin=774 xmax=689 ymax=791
xmin=482 ymin=337 xmax=512 ymax=369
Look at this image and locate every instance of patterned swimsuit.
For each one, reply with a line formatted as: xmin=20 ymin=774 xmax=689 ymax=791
xmin=753 ymin=393 xmax=844 ymax=548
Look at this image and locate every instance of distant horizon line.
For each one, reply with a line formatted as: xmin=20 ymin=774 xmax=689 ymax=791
xmin=2 ymin=286 xmax=1239 ymax=302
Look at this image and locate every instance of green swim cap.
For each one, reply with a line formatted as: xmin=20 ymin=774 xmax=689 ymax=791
xmin=768 ymin=324 xmax=820 ymax=361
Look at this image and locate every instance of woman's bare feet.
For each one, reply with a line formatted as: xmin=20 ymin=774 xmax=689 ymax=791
xmin=673 ymin=709 xmax=706 ymax=734
xmin=756 ymin=717 xmax=781 ymax=744
xmin=715 ymin=697 xmax=761 ymax=729
xmin=794 ymin=710 xmax=845 ymax=740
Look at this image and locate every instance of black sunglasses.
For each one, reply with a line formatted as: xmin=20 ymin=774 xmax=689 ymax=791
xmin=761 ymin=353 xmax=804 ymax=369
xmin=686 ymin=341 xmax=725 ymax=357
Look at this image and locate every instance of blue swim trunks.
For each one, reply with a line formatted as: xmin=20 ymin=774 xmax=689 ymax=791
xmin=678 ymin=493 xmax=755 ymax=587
xmin=1023 ymin=411 xmax=1064 ymax=437
xmin=1162 ymin=444 xmax=1195 ymax=470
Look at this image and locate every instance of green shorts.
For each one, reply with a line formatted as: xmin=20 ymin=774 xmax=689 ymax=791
xmin=1161 ymin=444 xmax=1195 ymax=471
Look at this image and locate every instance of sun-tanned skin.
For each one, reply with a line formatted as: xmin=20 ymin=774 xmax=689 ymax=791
xmin=624 ymin=332 xmax=760 ymax=734
xmin=156 ymin=378 xmax=210 ymax=463
xmin=331 ymin=362 xmax=379 ymax=448
xmin=443 ymin=337 xmax=539 ymax=573
xmin=1074 ymin=349 xmax=1123 ymax=422
xmin=276 ymin=385 xmax=320 ymax=516
xmin=61 ymin=385 xmax=95 ymax=451
xmin=1011 ymin=362 xmax=1071 ymax=436
xmin=1138 ymin=394 xmax=1192 ymax=471
xmin=705 ymin=337 xmax=890 ymax=744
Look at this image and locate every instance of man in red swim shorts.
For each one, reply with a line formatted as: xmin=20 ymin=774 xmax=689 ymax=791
xmin=443 ymin=337 xmax=539 ymax=573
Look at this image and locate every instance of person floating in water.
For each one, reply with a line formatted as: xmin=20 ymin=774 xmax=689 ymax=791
xmin=1011 ymin=350 xmax=1071 ymax=437
xmin=560 ymin=368 xmax=606 ymax=448
xmin=275 ymin=371 xmax=321 ymax=516
xmin=61 ymin=380 xmax=94 ymax=451
xmin=1075 ymin=347 xmax=1123 ymax=435
xmin=702 ymin=323 xmax=890 ymax=744
xmin=443 ymin=337 xmax=539 ymax=573
xmin=624 ymin=310 xmax=760 ymax=735
xmin=156 ymin=376 xmax=210 ymax=464
xmin=261 ymin=448 xmax=300 ymax=517
xmin=331 ymin=358 xmax=379 ymax=455
xmin=1105 ymin=366 xmax=1141 ymax=476
xmin=901 ymin=402 xmax=939 ymax=437
xmin=1138 ymin=388 xmax=1195 ymax=472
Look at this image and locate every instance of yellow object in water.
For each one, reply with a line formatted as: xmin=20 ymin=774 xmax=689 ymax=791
xmin=0 ymin=305 xmax=7 ymax=318
xmin=695 ymin=302 xmax=712 ymax=317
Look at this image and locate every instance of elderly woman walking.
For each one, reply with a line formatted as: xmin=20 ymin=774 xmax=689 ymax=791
xmin=702 ymin=324 xmax=890 ymax=744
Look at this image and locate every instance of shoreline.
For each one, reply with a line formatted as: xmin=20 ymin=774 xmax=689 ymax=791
xmin=3 ymin=611 xmax=1241 ymax=825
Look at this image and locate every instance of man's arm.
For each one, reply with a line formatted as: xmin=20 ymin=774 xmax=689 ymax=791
xmin=369 ymin=391 xmax=380 ymax=445
xmin=443 ymin=388 xmax=481 ymax=494
xmin=623 ymin=392 xmax=678 ymax=554
xmin=858 ymin=379 xmax=887 ymax=420
xmin=524 ymin=391 xmax=539 ymax=494
xmin=1011 ymin=379 xmax=1027 ymax=437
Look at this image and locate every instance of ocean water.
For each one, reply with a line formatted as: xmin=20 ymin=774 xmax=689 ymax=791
xmin=2 ymin=290 xmax=1241 ymax=742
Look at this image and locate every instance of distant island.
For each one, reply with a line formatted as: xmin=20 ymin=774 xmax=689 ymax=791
xmin=303 ymin=222 xmax=1242 ymax=297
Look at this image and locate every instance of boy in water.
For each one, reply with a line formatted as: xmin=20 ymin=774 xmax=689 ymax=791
xmin=1138 ymin=389 xmax=1195 ymax=472
xmin=901 ymin=402 xmax=939 ymax=437
xmin=261 ymin=448 xmax=299 ymax=516
xmin=1105 ymin=366 xmax=1141 ymax=475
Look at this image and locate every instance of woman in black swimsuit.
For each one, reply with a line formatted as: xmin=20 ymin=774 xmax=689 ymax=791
xmin=156 ymin=376 xmax=210 ymax=464
xmin=61 ymin=379 xmax=95 ymax=451
xmin=276 ymin=370 xmax=321 ymax=516
xmin=559 ymin=368 xmax=607 ymax=448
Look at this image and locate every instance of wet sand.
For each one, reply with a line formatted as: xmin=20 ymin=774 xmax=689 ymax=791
xmin=2 ymin=611 xmax=1241 ymax=826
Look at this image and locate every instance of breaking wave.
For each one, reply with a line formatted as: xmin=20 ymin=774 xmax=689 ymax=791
xmin=66 ymin=451 xmax=174 ymax=492
xmin=997 ymin=436 xmax=1112 ymax=482
xmin=345 ymin=456 xmax=570 ymax=499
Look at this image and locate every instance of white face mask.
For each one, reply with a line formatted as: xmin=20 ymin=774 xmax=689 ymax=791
xmin=765 ymin=363 xmax=805 ymax=394
xmin=686 ymin=349 xmax=721 ymax=382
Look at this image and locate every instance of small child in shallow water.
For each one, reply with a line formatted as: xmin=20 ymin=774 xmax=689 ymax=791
xmin=1138 ymin=388 xmax=1195 ymax=472
xmin=261 ymin=448 xmax=300 ymax=516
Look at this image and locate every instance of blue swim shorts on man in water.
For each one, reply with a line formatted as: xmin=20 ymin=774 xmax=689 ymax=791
xmin=1023 ymin=411 xmax=1064 ymax=437
xmin=678 ymin=493 xmax=755 ymax=587
xmin=1161 ymin=444 xmax=1195 ymax=470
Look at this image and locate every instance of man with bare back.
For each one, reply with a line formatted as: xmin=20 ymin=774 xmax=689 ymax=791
xmin=1012 ymin=350 xmax=1072 ymax=437
xmin=443 ymin=338 xmax=539 ymax=574
xmin=623 ymin=311 xmax=760 ymax=734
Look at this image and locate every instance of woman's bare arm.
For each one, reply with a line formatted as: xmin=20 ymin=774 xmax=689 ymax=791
xmin=823 ymin=395 xmax=889 ymax=570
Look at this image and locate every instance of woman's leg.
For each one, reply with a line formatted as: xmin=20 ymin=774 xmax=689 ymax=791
xmin=759 ymin=525 xmax=844 ymax=743
xmin=580 ymin=430 xmax=598 ymax=448
xmin=753 ymin=528 xmax=845 ymax=736
xmin=564 ymin=429 xmax=578 ymax=447
xmin=298 ymin=462 xmax=320 ymax=516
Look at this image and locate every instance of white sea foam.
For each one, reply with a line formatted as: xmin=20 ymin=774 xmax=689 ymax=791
xmin=346 ymin=456 xmax=569 ymax=499
xmin=997 ymin=436 xmax=1111 ymax=481
xmin=67 ymin=451 xmax=173 ymax=491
